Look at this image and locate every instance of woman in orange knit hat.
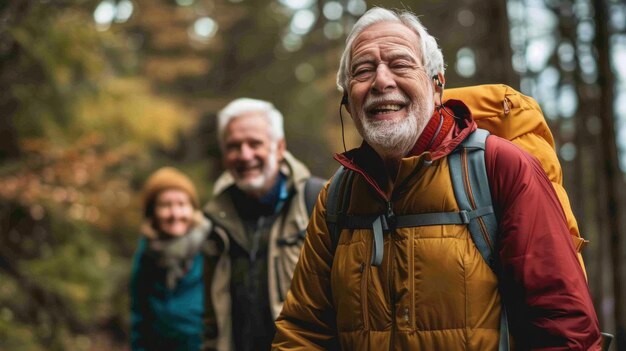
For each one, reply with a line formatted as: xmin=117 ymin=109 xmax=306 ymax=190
xmin=130 ymin=167 xmax=210 ymax=351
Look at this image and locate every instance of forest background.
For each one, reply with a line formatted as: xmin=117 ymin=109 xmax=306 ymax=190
xmin=1 ymin=0 xmax=626 ymax=350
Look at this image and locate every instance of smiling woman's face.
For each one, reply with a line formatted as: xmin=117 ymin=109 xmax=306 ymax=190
xmin=154 ymin=189 xmax=194 ymax=237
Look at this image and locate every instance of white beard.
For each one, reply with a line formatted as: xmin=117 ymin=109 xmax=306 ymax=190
xmin=234 ymin=143 xmax=279 ymax=193
xmin=356 ymin=93 xmax=434 ymax=160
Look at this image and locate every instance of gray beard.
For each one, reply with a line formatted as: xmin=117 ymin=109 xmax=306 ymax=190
xmin=357 ymin=100 xmax=434 ymax=160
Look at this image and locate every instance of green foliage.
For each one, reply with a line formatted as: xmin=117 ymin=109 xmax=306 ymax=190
xmin=24 ymin=211 xmax=127 ymax=323
xmin=0 ymin=1 xmax=191 ymax=349
xmin=0 ymin=317 xmax=45 ymax=351
xmin=8 ymin=7 xmax=105 ymax=140
xmin=74 ymin=77 xmax=193 ymax=149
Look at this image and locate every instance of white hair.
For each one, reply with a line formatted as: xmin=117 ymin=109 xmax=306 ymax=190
xmin=217 ymin=98 xmax=284 ymax=147
xmin=336 ymin=7 xmax=445 ymax=93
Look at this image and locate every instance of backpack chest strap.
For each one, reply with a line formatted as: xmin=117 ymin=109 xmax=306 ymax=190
xmin=336 ymin=206 xmax=494 ymax=230
xmin=328 ymin=205 xmax=494 ymax=266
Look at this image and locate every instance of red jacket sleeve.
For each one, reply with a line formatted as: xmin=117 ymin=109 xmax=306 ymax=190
xmin=485 ymin=135 xmax=601 ymax=350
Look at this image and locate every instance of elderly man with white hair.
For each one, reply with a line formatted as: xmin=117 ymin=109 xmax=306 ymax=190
xmin=273 ymin=7 xmax=601 ymax=351
xmin=202 ymin=98 xmax=323 ymax=351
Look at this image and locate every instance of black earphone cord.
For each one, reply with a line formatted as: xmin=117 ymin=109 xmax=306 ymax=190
xmin=339 ymin=101 xmax=348 ymax=153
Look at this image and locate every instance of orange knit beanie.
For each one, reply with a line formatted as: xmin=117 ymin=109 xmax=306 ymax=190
xmin=142 ymin=167 xmax=199 ymax=218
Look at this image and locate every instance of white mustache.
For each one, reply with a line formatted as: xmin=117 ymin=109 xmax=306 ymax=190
xmin=364 ymin=93 xmax=409 ymax=111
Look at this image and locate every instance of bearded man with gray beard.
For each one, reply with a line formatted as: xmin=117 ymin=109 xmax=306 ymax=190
xmin=201 ymin=98 xmax=322 ymax=351
xmin=272 ymin=6 xmax=601 ymax=351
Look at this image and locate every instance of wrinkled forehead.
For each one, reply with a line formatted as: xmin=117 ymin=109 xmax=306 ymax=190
xmin=350 ymin=21 xmax=422 ymax=59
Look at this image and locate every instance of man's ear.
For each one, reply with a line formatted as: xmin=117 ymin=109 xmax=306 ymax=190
xmin=433 ymin=73 xmax=445 ymax=102
xmin=276 ymin=138 xmax=286 ymax=161
xmin=432 ymin=73 xmax=445 ymax=89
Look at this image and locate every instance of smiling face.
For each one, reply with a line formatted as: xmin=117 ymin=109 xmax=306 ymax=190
xmin=347 ymin=21 xmax=437 ymax=159
xmin=154 ymin=189 xmax=194 ymax=237
xmin=222 ymin=112 xmax=285 ymax=197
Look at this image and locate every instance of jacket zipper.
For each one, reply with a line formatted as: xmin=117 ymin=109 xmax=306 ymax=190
xmin=275 ymin=256 xmax=284 ymax=302
xmin=250 ymin=217 xmax=265 ymax=261
xmin=250 ymin=216 xmax=266 ymax=301
xmin=337 ymin=156 xmax=428 ymax=347
xmin=388 ymin=218 xmax=396 ymax=351
xmin=409 ymin=223 xmax=415 ymax=330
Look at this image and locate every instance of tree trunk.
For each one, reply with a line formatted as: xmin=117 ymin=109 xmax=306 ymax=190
xmin=593 ymin=0 xmax=624 ymax=346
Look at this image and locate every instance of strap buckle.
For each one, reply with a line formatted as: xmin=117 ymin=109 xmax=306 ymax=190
xmin=459 ymin=210 xmax=470 ymax=224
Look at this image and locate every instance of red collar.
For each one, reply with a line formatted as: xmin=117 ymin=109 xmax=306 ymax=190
xmin=408 ymin=107 xmax=455 ymax=156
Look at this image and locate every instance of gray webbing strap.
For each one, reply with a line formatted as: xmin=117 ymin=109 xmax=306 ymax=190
xmin=499 ymin=306 xmax=509 ymax=351
xmin=371 ymin=216 xmax=384 ymax=266
xmin=326 ymin=167 xmax=356 ymax=254
xmin=449 ymin=128 xmax=498 ymax=268
xmin=338 ymin=206 xmax=494 ymax=230
xmin=304 ymin=176 xmax=326 ymax=217
xmin=338 ymin=206 xmax=494 ymax=268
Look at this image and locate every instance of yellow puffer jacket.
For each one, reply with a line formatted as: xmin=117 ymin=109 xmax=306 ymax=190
xmin=275 ymin=150 xmax=502 ymax=349
xmin=336 ymin=156 xmax=500 ymax=349
xmin=274 ymin=98 xmax=601 ymax=350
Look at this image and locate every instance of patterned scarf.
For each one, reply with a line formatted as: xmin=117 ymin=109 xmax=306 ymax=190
xmin=142 ymin=211 xmax=211 ymax=289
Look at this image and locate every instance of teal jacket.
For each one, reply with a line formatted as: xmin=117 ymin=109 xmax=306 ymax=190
xmin=130 ymin=236 xmax=204 ymax=351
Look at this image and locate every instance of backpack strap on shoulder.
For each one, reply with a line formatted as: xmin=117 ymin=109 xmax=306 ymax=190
xmin=325 ymin=166 xmax=344 ymax=238
xmin=449 ymin=128 xmax=508 ymax=351
xmin=325 ymin=166 xmax=355 ymax=254
xmin=448 ymin=128 xmax=498 ymax=269
xmin=304 ymin=176 xmax=326 ymax=217
xmin=276 ymin=176 xmax=325 ymax=248
xmin=325 ymin=166 xmax=345 ymax=254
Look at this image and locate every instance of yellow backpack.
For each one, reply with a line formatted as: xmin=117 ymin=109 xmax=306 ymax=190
xmin=444 ymin=84 xmax=588 ymax=274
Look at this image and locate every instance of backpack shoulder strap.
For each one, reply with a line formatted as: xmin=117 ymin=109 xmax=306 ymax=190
xmin=325 ymin=166 xmax=355 ymax=253
xmin=448 ymin=128 xmax=498 ymax=269
xmin=449 ymin=128 xmax=509 ymax=351
xmin=304 ymin=176 xmax=326 ymax=217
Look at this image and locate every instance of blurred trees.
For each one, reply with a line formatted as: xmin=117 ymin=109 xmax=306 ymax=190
xmin=0 ymin=1 xmax=192 ymax=350
xmin=506 ymin=0 xmax=626 ymax=348
xmin=0 ymin=0 xmax=624 ymax=349
xmin=593 ymin=0 xmax=624 ymax=344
